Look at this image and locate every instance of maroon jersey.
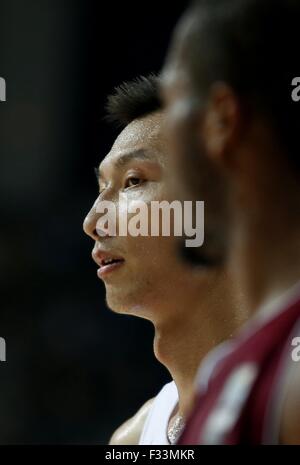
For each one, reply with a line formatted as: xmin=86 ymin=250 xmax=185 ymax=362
xmin=179 ymin=289 xmax=300 ymax=444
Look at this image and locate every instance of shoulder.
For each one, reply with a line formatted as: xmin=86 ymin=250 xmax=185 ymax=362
xmin=109 ymin=397 xmax=155 ymax=445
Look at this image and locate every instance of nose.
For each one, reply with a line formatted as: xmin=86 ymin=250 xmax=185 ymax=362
xmin=83 ymin=203 xmax=99 ymax=241
xmin=83 ymin=197 xmax=112 ymax=241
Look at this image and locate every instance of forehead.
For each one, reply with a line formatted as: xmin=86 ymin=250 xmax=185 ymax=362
xmin=104 ymin=111 xmax=167 ymax=166
xmin=162 ymin=13 xmax=195 ymax=98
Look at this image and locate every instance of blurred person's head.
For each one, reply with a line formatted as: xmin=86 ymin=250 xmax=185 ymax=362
xmin=162 ymin=0 xmax=300 ymax=310
xmin=83 ymin=74 xmax=244 ymax=336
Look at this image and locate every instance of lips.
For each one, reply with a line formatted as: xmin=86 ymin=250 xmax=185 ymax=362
xmin=92 ymin=248 xmax=125 ymax=279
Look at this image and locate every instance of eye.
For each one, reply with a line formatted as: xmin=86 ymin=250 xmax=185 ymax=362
xmin=124 ymin=176 xmax=144 ymax=189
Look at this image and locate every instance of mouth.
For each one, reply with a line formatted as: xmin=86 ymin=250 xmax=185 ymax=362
xmin=92 ymin=249 xmax=125 ymax=279
xmin=97 ymin=257 xmax=125 ymax=278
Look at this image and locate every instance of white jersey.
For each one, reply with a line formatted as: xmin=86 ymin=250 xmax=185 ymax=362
xmin=139 ymin=381 xmax=179 ymax=445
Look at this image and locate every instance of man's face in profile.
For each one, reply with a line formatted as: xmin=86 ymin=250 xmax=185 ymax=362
xmin=161 ymin=14 xmax=204 ymax=205
xmin=161 ymin=15 xmax=230 ymax=268
xmin=83 ymin=111 xmax=216 ymax=322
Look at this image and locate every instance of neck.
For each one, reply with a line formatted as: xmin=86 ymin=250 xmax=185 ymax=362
xmin=152 ymin=268 xmax=244 ymax=418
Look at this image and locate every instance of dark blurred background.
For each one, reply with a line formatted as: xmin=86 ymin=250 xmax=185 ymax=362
xmin=0 ymin=0 xmax=187 ymax=444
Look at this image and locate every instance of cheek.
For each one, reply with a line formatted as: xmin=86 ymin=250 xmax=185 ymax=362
xmin=128 ymin=234 xmax=181 ymax=272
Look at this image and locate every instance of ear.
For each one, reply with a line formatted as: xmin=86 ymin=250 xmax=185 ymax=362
xmin=201 ymin=82 xmax=241 ymax=170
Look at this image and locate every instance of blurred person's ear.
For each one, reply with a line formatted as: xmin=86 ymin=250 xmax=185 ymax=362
xmin=200 ymin=82 xmax=241 ymax=172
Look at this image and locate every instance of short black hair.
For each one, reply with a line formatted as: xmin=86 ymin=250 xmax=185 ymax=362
xmin=105 ymin=74 xmax=162 ymax=129
xmin=179 ymin=0 xmax=300 ymax=166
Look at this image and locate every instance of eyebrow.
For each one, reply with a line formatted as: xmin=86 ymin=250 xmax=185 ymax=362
xmin=95 ymin=149 xmax=155 ymax=181
xmin=114 ymin=149 xmax=154 ymax=168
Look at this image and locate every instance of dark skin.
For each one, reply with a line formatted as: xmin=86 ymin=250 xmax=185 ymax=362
xmin=161 ymin=11 xmax=300 ymax=444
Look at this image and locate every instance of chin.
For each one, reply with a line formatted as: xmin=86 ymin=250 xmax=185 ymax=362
xmin=105 ymin=291 xmax=154 ymax=320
